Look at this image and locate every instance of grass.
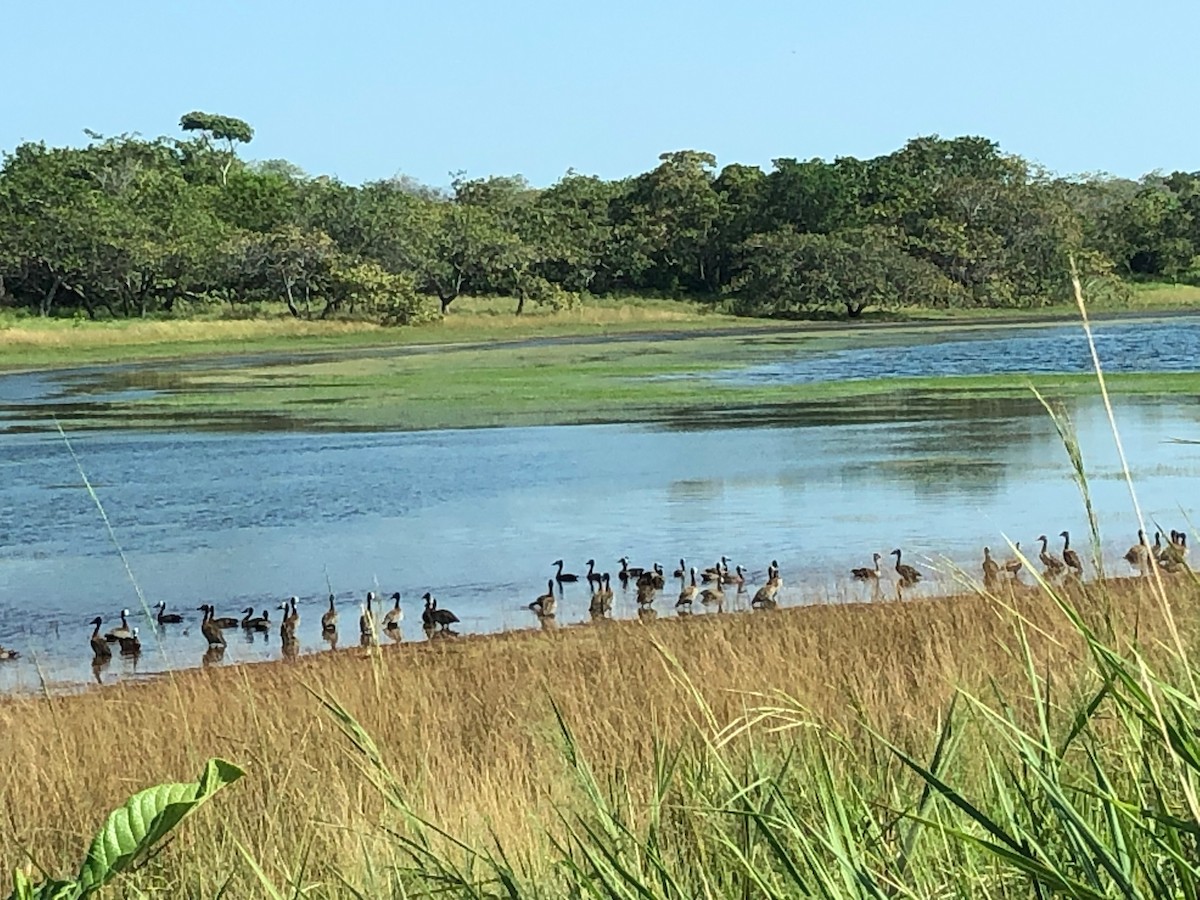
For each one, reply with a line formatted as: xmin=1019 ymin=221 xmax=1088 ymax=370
xmin=1 ymin=573 xmax=1195 ymax=897
xmin=35 ymin=332 xmax=1200 ymax=433
xmin=5 ymin=283 xmax=1200 ymax=373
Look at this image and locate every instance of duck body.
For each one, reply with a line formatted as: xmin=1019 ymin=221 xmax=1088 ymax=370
xmin=383 ymin=592 xmax=403 ymax=630
xmin=1037 ymin=535 xmax=1064 ymax=574
xmin=154 ymin=602 xmax=183 ymax=625
xmin=851 ymin=554 xmax=882 ymax=581
xmin=1060 ymin=531 xmax=1084 ymax=577
xmin=322 ymin=594 xmax=338 ymax=633
xmin=891 ymin=549 xmax=922 ymax=585
xmin=198 ymin=605 xmax=227 ymax=648
xmin=531 ymin=579 xmax=557 ymax=617
xmin=553 ymin=559 xmax=578 ymax=584
xmin=104 ymin=609 xmax=133 ymax=643
xmin=90 ymin=617 xmax=112 ymax=659
xmin=677 ymin=568 xmax=699 ymax=607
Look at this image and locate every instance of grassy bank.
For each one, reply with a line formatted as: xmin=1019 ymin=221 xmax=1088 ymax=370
xmin=2 ymin=572 xmax=1195 ymax=896
xmin=4 ymin=284 xmax=1200 ymax=373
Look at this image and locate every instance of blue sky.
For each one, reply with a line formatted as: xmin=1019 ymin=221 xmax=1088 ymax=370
xmin=3 ymin=0 xmax=1195 ymax=187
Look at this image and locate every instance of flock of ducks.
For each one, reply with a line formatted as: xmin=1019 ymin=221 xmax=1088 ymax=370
xmin=0 ymin=528 xmax=1187 ymax=671
xmin=80 ymin=591 xmax=461 ymax=666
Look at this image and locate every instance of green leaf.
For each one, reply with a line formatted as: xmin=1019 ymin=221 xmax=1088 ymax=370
xmin=74 ymin=758 xmax=243 ymax=894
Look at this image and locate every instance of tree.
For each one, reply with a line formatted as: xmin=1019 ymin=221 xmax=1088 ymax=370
xmin=179 ymin=111 xmax=254 ymax=186
xmin=730 ymin=227 xmax=959 ymax=318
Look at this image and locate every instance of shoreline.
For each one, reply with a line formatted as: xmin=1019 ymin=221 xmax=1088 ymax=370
xmin=3 ymin=302 xmax=1200 ymax=378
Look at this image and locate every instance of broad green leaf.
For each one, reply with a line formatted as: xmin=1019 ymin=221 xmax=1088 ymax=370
xmin=74 ymin=758 xmax=243 ymax=894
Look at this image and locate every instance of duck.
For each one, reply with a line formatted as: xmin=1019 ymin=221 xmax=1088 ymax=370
xmin=89 ymin=617 xmax=112 ymax=659
xmin=891 ymin=549 xmax=922 ymax=586
xmin=851 ymin=553 xmax=882 ymax=581
xmin=671 ymin=558 xmax=687 ymax=579
xmin=0 ymin=646 xmax=19 ymax=661
xmin=636 ymin=563 xmax=663 ymax=589
xmin=428 ymin=596 xmax=460 ymax=631
xmin=553 ymin=559 xmax=578 ymax=585
xmin=698 ymin=579 xmax=725 ymax=607
xmin=1124 ymin=530 xmax=1149 ymax=571
xmin=751 ymin=576 xmax=779 ymax=609
xmin=209 ymin=608 xmax=240 ymax=629
xmin=1060 ymin=531 xmax=1084 ymax=578
xmin=585 ymin=559 xmax=603 ymax=590
xmin=677 ymin=568 xmax=699 ymax=607
xmin=1037 ymin=535 xmax=1064 ymax=575
xmin=321 ymin=594 xmax=338 ymax=633
xmin=241 ymin=607 xmax=270 ymax=632
xmin=701 ymin=557 xmax=729 ymax=583
xmin=722 ymin=565 xmax=746 ymax=587
xmin=359 ymin=592 xmax=376 ymax=639
xmin=1161 ymin=530 xmax=1188 ymax=567
xmin=279 ymin=596 xmax=300 ymax=641
xmin=197 ymin=605 xmax=227 ymax=648
xmin=636 ymin=580 xmax=656 ymax=606
xmin=104 ymin=609 xmax=133 ymax=643
xmin=982 ymin=547 xmax=1000 ymax=584
xmin=1001 ymin=542 xmax=1023 ymax=577
xmin=117 ymin=628 xmax=141 ymax=656
xmin=153 ymin=601 xmax=183 ymax=625
xmin=382 ymin=592 xmax=403 ymax=631
xmin=618 ymin=557 xmax=645 ymax=584
xmin=531 ymin=579 xmax=557 ymax=617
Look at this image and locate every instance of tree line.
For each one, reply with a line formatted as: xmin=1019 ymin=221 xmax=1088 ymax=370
xmin=1 ymin=112 xmax=1197 ymax=324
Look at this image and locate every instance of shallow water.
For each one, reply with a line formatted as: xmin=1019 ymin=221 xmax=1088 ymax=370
xmin=722 ymin=315 xmax=1200 ymax=384
xmin=0 ymin=389 xmax=1198 ymax=693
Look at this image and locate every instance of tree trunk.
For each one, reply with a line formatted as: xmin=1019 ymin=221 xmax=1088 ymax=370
xmin=515 ymin=293 xmax=526 ymax=315
xmin=283 ymin=280 xmax=301 ymax=318
xmin=846 ymin=301 xmax=866 ymax=318
xmin=39 ymin=276 xmax=62 ymax=317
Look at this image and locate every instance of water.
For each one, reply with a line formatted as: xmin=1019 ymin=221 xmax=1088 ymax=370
xmin=722 ymin=315 xmax=1200 ymax=384
xmin=1 ymin=317 xmax=1199 ymax=692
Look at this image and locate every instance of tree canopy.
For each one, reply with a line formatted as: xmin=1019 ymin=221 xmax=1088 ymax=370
xmin=0 ymin=117 xmax=1195 ymax=325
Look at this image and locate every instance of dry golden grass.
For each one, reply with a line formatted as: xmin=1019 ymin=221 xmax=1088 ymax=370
xmin=0 ymin=575 xmax=1189 ymax=896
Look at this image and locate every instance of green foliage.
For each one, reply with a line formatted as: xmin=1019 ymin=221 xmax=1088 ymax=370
xmin=1 ymin=122 xmax=1198 ymax=323
xmin=8 ymin=758 xmax=243 ymax=900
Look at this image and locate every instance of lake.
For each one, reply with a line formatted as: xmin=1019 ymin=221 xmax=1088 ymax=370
xmin=0 ymin=316 xmax=1198 ymax=692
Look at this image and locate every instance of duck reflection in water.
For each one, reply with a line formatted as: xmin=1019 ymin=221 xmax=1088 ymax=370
xmin=202 ymin=645 xmax=225 ymax=668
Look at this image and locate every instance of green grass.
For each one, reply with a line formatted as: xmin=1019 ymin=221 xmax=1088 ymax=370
xmin=5 ymin=283 xmax=1200 ymax=373
xmin=33 ymin=326 xmax=1200 ymax=433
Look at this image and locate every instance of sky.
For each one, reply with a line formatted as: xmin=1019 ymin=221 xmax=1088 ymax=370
xmin=2 ymin=0 xmax=1196 ymax=188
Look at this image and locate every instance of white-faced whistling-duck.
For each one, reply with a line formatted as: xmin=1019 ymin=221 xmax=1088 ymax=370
xmin=118 ymin=628 xmax=141 ymax=655
xmin=891 ymin=549 xmax=922 ymax=585
xmin=322 ymin=594 xmax=338 ymax=632
xmin=198 ymin=605 xmax=227 ymax=648
xmin=90 ymin=617 xmax=112 ymax=659
xmin=618 ymin=557 xmax=645 ymax=579
xmin=1002 ymin=543 xmax=1023 ymax=577
xmin=1037 ymin=535 xmax=1064 ymax=574
xmin=241 ymin=607 xmax=270 ymax=632
xmin=1124 ymin=530 xmax=1149 ymax=570
xmin=553 ymin=559 xmax=578 ymax=584
xmin=359 ymin=592 xmax=376 ymax=637
xmin=585 ymin=559 xmax=603 ymax=589
xmin=982 ymin=547 xmax=1000 ymax=584
xmin=154 ymin=601 xmax=183 ymax=624
xmin=851 ymin=553 xmax=882 ymax=581
xmin=532 ymin=579 xmax=557 ymax=617
xmin=104 ymin=609 xmax=132 ymax=642
xmin=209 ymin=608 xmax=240 ymax=629
xmin=699 ymin=578 xmax=725 ymax=606
xmin=590 ymin=574 xmax=614 ymax=615
xmin=1060 ymin=531 xmax=1083 ymax=578
xmin=383 ymin=592 xmax=403 ymax=630
xmin=677 ymin=568 xmax=699 ymax=607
